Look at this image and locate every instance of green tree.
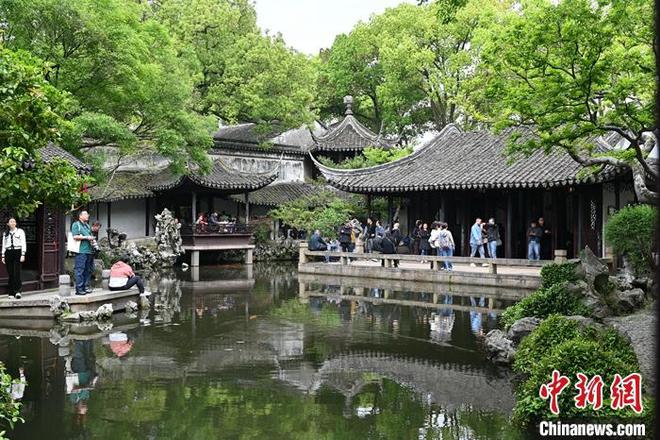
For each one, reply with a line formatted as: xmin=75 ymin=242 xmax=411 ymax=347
xmin=269 ymin=189 xmax=363 ymax=238
xmin=318 ymin=1 xmax=506 ymax=136
xmin=1 ymin=0 xmax=215 ymax=174
xmin=604 ymin=204 xmax=656 ymax=275
xmin=0 ymin=46 xmax=88 ymax=217
xmin=155 ymin=0 xmax=317 ymax=130
xmin=479 ymin=0 xmax=656 ymax=203
xmin=318 ymin=146 xmax=413 ymax=169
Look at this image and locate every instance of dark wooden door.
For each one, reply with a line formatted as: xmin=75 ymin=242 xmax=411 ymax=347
xmin=581 ymin=185 xmax=603 ymax=256
xmin=39 ymin=206 xmax=61 ymax=286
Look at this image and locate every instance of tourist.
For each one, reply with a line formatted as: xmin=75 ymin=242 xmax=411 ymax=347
xmin=411 ymin=220 xmax=422 ymax=255
xmin=308 ymin=229 xmax=328 ymax=251
xmin=91 ymin=221 xmax=101 ymax=241
xmin=2 ymin=218 xmax=27 ymax=299
xmin=195 ymin=213 xmax=208 ymax=232
xmin=380 ymin=232 xmax=399 ymax=268
xmin=208 ymin=212 xmax=220 ymax=231
xmin=438 ymin=223 xmax=456 ymax=271
xmin=339 ymin=221 xmax=353 ymax=252
xmin=390 ymin=222 xmax=402 ymax=247
xmin=419 ymin=223 xmax=431 ymax=261
xmin=364 ymin=218 xmax=376 ymax=252
xmin=375 ymin=220 xmax=385 ymax=238
xmin=108 ymin=260 xmax=146 ymax=294
xmin=485 ymin=218 xmax=500 ymax=259
xmin=71 ymin=211 xmax=96 ymax=296
xmin=538 ymin=217 xmax=552 ymax=259
xmin=469 ymin=218 xmax=485 ymax=266
xmin=527 ymin=220 xmax=543 ymax=260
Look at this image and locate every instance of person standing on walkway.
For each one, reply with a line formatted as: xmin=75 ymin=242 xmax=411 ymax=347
xmin=364 ymin=217 xmax=376 ymax=253
xmin=2 ymin=218 xmax=27 ymax=299
xmin=538 ymin=217 xmax=552 ymax=260
xmin=72 ymin=211 xmax=96 ymax=295
xmin=469 ymin=218 xmax=485 ymax=266
xmin=438 ymin=223 xmax=456 ymax=271
xmin=339 ymin=221 xmax=353 ymax=253
xmin=411 ymin=220 xmax=422 ymax=256
xmin=419 ymin=223 xmax=431 ymax=262
xmin=485 ymin=218 xmax=500 ymax=259
xmin=527 ymin=220 xmax=543 ymax=260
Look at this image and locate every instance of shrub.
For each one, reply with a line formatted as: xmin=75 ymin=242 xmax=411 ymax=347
xmin=604 ymin=204 xmax=656 ymax=276
xmin=0 ymin=362 xmax=23 ymax=437
xmin=500 ymin=284 xmax=590 ymax=329
xmin=513 ymin=337 xmax=648 ymax=426
xmin=253 ymin=223 xmax=271 ymax=245
xmin=540 ymin=262 xmax=578 ymax=289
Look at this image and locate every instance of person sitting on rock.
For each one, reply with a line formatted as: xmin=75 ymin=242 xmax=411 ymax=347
xmin=108 ymin=260 xmax=146 ymax=294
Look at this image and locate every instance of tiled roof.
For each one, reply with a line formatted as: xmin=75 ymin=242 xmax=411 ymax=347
xmin=313 ymin=124 xmax=619 ymax=194
xmin=89 ymin=172 xmax=155 ymax=202
xmin=40 ymin=143 xmax=91 ymax=172
xmin=311 ymin=96 xmax=397 ymax=152
xmin=229 ymin=182 xmax=321 ymax=206
xmin=311 ymin=114 xmax=397 ymax=152
xmin=213 ymin=123 xmax=323 ymax=156
xmin=148 ymin=158 xmax=279 ymax=193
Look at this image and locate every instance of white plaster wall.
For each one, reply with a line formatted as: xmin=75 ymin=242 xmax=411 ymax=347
xmin=110 ymin=199 xmax=149 ymax=239
xmin=212 ymin=153 xmax=305 ymax=183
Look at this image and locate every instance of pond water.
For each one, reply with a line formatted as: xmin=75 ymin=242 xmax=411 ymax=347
xmin=1 ymin=263 xmax=533 ymax=439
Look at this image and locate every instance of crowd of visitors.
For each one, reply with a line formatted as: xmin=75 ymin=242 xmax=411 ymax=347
xmin=307 ymin=214 xmax=552 ymax=266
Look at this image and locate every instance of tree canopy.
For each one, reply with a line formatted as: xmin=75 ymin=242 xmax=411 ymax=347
xmin=0 ymin=46 xmax=88 ymax=217
xmin=478 ymin=0 xmax=656 ymax=202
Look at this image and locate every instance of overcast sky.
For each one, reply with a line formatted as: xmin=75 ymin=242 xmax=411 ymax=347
xmin=254 ymin=0 xmax=415 ymax=55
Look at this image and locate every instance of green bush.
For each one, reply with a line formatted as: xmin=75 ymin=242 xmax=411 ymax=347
xmin=253 ymin=223 xmax=271 ymax=245
xmin=513 ymin=332 xmax=649 ymax=426
xmin=500 ymin=284 xmax=590 ymax=329
xmin=604 ymin=204 xmax=656 ymax=276
xmin=540 ymin=262 xmax=578 ymax=289
xmin=0 ymin=362 xmax=23 ymax=437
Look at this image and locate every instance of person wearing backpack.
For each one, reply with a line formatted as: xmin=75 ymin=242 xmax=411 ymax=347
xmin=438 ymin=223 xmax=456 ymax=271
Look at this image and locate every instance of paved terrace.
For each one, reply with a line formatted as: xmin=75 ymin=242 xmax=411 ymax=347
xmin=298 ymin=243 xmax=549 ymax=290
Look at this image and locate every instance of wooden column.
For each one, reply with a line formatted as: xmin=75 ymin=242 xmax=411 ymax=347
xmin=145 ymin=197 xmax=150 ymax=236
xmin=107 ymin=202 xmax=112 ymax=228
xmin=191 ymin=191 xmax=197 ymax=223
xmin=577 ymin=192 xmax=584 ymax=252
xmin=505 ymin=191 xmax=513 ymax=259
xmin=387 ymin=195 xmax=393 ymax=228
xmin=244 ymin=192 xmax=250 ymax=225
xmin=366 ymin=194 xmax=372 ymax=218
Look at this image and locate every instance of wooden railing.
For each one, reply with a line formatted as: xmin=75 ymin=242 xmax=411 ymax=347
xmin=180 ymin=223 xmax=254 ymax=236
xmin=298 ymin=243 xmax=548 ymax=275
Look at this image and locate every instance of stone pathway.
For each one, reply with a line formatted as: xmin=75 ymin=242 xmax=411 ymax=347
xmin=604 ymin=307 xmax=656 ymax=394
xmin=335 ymin=259 xmax=542 ymax=276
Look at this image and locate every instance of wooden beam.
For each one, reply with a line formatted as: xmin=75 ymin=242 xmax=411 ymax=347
xmin=244 ymin=192 xmax=250 ymax=225
xmin=145 ymin=197 xmax=150 ymax=237
xmin=191 ymin=191 xmax=197 ymax=223
xmin=506 ymin=191 xmax=513 ymax=259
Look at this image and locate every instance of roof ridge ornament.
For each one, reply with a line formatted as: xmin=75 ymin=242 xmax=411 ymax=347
xmin=343 ymin=95 xmax=354 ymax=115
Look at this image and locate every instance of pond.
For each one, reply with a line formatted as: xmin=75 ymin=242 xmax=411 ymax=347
xmin=0 ymin=263 xmax=533 ymax=439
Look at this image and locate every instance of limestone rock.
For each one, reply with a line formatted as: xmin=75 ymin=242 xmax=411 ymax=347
xmin=49 ymin=295 xmax=71 ymax=317
xmin=138 ymin=293 xmax=151 ymax=309
xmin=124 ymin=300 xmax=139 ymax=313
xmin=80 ymin=310 xmax=98 ymax=321
xmin=614 ymin=288 xmax=645 ymax=314
xmin=604 ymin=310 xmax=656 ymax=394
xmin=580 ymin=289 xmax=611 ymax=319
xmin=484 ymin=329 xmax=516 ymax=364
xmin=564 ymin=315 xmax=605 ymax=331
xmin=507 ymin=317 xmax=542 ymax=345
xmin=95 ymin=303 xmax=114 ymax=320
xmin=576 ymin=246 xmax=610 ymax=295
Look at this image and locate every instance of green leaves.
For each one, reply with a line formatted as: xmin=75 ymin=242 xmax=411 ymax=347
xmin=0 ymin=46 xmax=88 ymax=217
xmin=318 ymin=146 xmax=413 ymax=169
xmin=604 ymin=204 xmax=656 ymax=276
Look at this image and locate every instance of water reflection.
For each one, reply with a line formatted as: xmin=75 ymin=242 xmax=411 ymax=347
xmin=0 ymin=264 xmax=531 ymax=439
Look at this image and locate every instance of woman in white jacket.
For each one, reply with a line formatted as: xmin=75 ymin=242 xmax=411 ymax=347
xmin=2 ymin=218 xmax=27 ymax=299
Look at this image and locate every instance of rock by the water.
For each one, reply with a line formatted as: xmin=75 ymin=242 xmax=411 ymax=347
xmin=49 ymin=295 xmax=71 ymax=317
xmin=95 ymin=304 xmax=114 ymax=320
xmin=577 ymin=246 xmax=610 ymax=295
xmin=564 ymin=315 xmax=604 ymax=330
xmin=614 ymin=288 xmax=645 ymax=314
xmin=484 ymin=329 xmax=516 ymax=364
xmin=507 ymin=317 xmax=542 ymax=345
xmin=80 ymin=311 xmax=97 ymax=321
xmin=138 ymin=293 xmax=151 ymax=309
xmin=124 ymin=300 xmax=139 ymax=313
xmin=604 ymin=309 xmax=656 ymax=394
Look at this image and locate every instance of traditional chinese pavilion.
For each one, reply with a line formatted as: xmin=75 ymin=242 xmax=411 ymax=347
xmin=312 ymin=124 xmax=636 ymax=259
